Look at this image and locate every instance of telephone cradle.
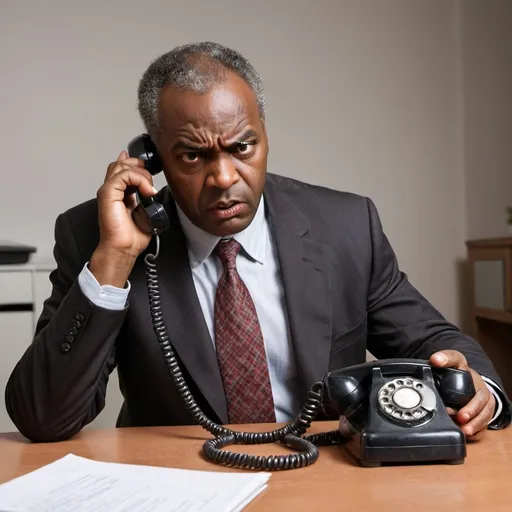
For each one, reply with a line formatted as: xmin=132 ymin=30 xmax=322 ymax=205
xmin=127 ymin=133 xmax=476 ymax=471
xmin=323 ymin=360 xmax=475 ymax=467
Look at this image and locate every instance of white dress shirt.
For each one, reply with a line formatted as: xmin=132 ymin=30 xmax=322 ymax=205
xmin=80 ymin=198 xmax=302 ymax=422
xmin=78 ymin=197 xmax=504 ymax=425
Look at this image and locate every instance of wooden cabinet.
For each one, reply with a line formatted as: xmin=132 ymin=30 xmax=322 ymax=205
xmin=467 ymin=237 xmax=512 ymax=397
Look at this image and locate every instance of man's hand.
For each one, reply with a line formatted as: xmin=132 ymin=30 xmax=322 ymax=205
xmin=89 ymin=150 xmax=158 ymax=287
xmin=430 ymin=350 xmax=495 ymax=441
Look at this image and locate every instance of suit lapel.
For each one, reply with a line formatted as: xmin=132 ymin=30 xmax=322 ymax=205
xmin=143 ymin=196 xmax=228 ymax=423
xmin=264 ymin=179 xmax=333 ymax=399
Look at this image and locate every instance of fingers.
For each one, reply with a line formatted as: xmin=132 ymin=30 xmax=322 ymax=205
xmin=460 ymin=393 xmax=495 ymax=439
xmin=429 ymin=350 xmax=468 ymax=370
xmin=106 ymin=151 xmax=147 ymax=182
xmin=97 ymin=169 xmax=158 ymax=205
xmin=105 ymin=159 xmax=148 ymax=182
xmin=117 ymin=150 xmax=128 ymax=162
xmin=452 ymin=369 xmax=495 ymax=439
xmin=456 ymin=369 xmax=494 ymax=422
xmin=466 ymin=429 xmax=486 ymax=442
xmin=100 ymin=152 xmax=157 ymax=218
xmin=429 ymin=351 xmax=493 ymax=439
xmin=457 ymin=387 xmax=489 ymax=424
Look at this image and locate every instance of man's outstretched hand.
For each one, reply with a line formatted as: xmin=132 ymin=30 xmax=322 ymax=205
xmin=430 ymin=350 xmax=495 ymax=441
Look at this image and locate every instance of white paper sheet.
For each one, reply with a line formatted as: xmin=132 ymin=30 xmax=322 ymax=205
xmin=0 ymin=454 xmax=270 ymax=512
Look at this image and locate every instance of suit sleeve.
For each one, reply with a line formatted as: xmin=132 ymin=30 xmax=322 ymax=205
xmin=364 ymin=198 xmax=511 ymax=429
xmin=4 ymin=213 xmax=129 ymax=442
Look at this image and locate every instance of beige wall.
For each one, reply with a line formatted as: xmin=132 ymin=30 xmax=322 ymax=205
xmin=0 ymin=0 xmax=467 ymax=326
xmin=460 ymin=0 xmax=512 ymax=240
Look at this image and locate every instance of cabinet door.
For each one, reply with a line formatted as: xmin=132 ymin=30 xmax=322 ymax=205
xmin=0 ymin=272 xmax=32 ymax=306
xmin=0 ymin=312 xmax=32 ymax=433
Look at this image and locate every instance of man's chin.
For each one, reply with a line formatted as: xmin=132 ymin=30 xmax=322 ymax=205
xmin=206 ymin=217 xmax=252 ymax=237
xmin=200 ymin=208 xmax=256 ymax=237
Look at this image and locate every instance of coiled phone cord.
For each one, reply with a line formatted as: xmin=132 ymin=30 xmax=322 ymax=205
xmin=144 ymin=239 xmax=345 ymax=471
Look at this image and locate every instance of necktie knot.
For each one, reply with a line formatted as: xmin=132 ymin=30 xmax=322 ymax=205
xmin=214 ymin=239 xmax=241 ymax=270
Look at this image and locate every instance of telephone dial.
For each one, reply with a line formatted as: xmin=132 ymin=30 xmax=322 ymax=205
xmin=127 ymin=134 xmax=476 ymax=471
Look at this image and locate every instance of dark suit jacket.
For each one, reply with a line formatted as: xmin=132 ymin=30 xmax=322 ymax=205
xmin=5 ymin=174 xmax=510 ymax=441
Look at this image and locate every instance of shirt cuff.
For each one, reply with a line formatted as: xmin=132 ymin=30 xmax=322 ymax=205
xmin=78 ymin=262 xmax=130 ymax=311
xmin=481 ymin=375 xmax=504 ymax=425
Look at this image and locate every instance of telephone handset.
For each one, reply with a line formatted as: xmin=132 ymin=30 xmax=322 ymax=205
xmin=126 ymin=133 xmax=476 ymax=471
xmin=127 ymin=134 xmax=170 ymax=236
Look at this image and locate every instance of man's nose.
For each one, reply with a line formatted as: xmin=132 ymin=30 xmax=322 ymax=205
xmin=207 ymin=154 xmax=240 ymax=190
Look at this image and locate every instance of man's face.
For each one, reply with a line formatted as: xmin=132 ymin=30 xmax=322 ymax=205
xmin=156 ymin=72 xmax=269 ymax=237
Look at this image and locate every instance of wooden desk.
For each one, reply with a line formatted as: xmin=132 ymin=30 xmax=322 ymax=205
xmin=1 ymin=422 xmax=512 ymax=511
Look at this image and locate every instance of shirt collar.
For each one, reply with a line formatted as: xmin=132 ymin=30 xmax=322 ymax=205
xmin=176 ymin=198 xmax=267 ymax=266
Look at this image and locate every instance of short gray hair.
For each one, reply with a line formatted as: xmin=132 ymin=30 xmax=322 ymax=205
xmin=137 ymin=42 xmax=265 ymax=143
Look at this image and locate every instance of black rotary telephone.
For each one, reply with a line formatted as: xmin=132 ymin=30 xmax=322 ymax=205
xmin=127 ymin=134 xmax=476 ymax=470
xmin=323 ymin=359 xmax=474 ymax=467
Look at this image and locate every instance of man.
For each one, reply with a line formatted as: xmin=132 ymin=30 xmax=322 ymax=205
xmin=5 ymin=42 xmax=510 ymax=443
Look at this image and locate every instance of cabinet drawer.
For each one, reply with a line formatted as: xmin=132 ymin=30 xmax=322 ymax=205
xmin=0 ymin=272 xmax=33 ymax=306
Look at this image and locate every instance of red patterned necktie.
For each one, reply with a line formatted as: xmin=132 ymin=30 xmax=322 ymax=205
xmin=214 ymin=239 xmax=276 ymax=424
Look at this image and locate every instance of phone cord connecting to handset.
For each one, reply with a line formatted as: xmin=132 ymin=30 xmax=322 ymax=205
xmin=144 ymin=236 xmax=345 ymax=471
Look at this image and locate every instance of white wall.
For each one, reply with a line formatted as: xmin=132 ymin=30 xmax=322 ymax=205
xmin=459 ymin=0 xmax=512 ymax=240
xmin=0 ymin=0 xmax=467 ymax=326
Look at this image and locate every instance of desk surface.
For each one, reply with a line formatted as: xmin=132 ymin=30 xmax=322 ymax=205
xmin=1 ymin=422 xmax=512 ymax=511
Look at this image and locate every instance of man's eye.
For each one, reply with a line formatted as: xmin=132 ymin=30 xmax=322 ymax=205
xmin=236 ymin=142 xmax=253 ymax=154
xmin=182 ymin=152 xmax=200 ymax=163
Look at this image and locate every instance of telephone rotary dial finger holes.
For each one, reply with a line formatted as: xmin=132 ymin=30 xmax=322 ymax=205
xmin=378 ymin=378 xmax=437 ymax=424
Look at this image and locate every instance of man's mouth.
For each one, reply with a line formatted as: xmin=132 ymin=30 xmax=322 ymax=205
xmin=209 ymin=200 xmax=247 ymax=219
xmin=214 ymin=200 xmax=238 ymax=210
